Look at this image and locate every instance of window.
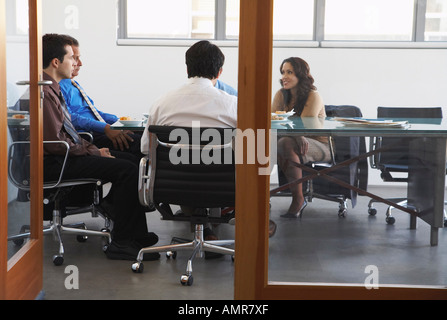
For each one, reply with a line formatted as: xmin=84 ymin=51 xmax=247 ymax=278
xmin=225 ymin=0 xmax=239 ymax=39
xmin=118 ymin=0 xmax=447 ymax=46
xmin=425 ymin=0 xmax=447 ymax=40
xmin=273 ymin=0 xmax=315 ymax=40
xmin=126 ymin=0 xmax=215 ymax=39
xmin=324 ymin=0 xmax=415 ymax=41
xmin=224 ymin=0 xmax=314 ymax=41
xmin=6 ymin=0 xmax=28 ymax=36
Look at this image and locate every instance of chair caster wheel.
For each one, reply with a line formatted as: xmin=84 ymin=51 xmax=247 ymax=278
xmin=338 ymin=209 xmax=347 ymax=217
xmin=131 ymin=262 xmax=144 ymax=273
xmin=386 ymin=216 xmax=396 ymax=225
xmin=13 ymin=238 xmax=24 ymax=246
xmin=53 ymin=255 xmax=64 ymax=266
xmin=76 ymin=235 xmax=88 ymax=242
xmin=166 ymin=251 xmax=177 ymax=259
xmin=368 ymin=208 xmax=377 ymax=216
xmin=180 ymin=274 xmax=193 ymax=286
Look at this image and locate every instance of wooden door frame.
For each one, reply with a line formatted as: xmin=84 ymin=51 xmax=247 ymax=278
xmin=0 ymin=0 xmax=7 ymax=300
xmin=234 ymin=0 xmax=447 ymax=300
xmin=0 ymin=0 xmax=43 ymax=300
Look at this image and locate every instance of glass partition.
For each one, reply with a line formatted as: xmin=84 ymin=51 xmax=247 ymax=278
xmin=6 ymin=0 xmax=31 ymax=260
xmin=268 ymin=115 xmax=447 ymax=288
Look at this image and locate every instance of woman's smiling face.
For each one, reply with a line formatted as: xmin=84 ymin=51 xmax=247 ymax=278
xmin=281 ymin=62 xmax=299 ymax=90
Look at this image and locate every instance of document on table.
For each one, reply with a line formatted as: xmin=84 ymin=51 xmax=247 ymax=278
xmin=332 ymin=117 xmax=409 ymax=128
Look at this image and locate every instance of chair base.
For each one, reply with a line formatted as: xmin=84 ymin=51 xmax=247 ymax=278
xmin=367 ymin=197 xmax=407 ymax=225
xmin=8 ymin=209 xmax=112 ymax=266
xmin=131 ymin=224 xmax=234 ymax=286
xmin=368 ymin=198 xmax=447 ymax=227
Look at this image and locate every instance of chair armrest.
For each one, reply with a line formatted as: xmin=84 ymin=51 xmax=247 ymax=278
xmin=7 ymin=140 xmax=70 ymax=190
xmin=138 ymin=156 xmax=149 ymax=206
xmin=78 ymin=132 xmax=93 ymax=143
xmin=328 ymin=136 xmax=336 ymax=164
xmin=42 ymin=141 xmax=71 ymax=189
xmin=369 ymin=136 xmax=382 ymax=169
xmin=138 ymin=156 xmax=156 ymax=210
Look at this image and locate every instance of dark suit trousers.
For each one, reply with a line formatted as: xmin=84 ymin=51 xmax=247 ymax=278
xmin=92 ymin=132 xmax=143 ymax=162
xmin=43 ymin=151 xmax=148 ymax=241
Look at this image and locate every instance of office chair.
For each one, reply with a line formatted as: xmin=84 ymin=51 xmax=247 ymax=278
xmin=7 ymin=140 xmax=112 ymax=266
xmin=367 ymin=106 xmax=444 ymax=225
xmin=132 ymin=125 xmax=235 ymax=286
xmin=273 ymin=105 xmax=368 ymax=217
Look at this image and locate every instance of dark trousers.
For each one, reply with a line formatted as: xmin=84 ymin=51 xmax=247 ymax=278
xmin=43 ymin=151 xmax=148 ymax=241
xmin=92 ymin=132 xmax=143 ymax=163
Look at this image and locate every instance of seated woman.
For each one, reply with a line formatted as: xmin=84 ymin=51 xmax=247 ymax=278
xmin=272 ymin=57 xmax=331 ymax=218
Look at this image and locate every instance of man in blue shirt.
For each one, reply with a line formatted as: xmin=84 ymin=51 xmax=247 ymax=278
xmin=60 ymin=36 xmax=142 ymax=160
xmin=215 ymin=79 xmax=237 ymax=96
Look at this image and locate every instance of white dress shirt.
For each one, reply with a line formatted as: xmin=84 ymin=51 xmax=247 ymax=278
xmin=141 ymin=77 xmax=237 ymax=154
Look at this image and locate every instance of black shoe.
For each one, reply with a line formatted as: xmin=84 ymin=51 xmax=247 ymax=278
xmin=203 ymin=228 xmax=224 ymax=260
xmin=135 ymin=232 xmax=159 ymax=247
xmin=104 ymin=240 xmax=160 ymax=261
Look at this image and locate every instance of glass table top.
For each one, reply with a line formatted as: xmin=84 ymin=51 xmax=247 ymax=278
xmin=272 ymin=116 xmax=447 ymax=137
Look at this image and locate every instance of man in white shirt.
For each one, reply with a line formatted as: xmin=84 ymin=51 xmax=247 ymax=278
xmin=141 ymin=41 xmax=238 ymax=256
xmin=141 ymin=40 xmax=237 ymax=154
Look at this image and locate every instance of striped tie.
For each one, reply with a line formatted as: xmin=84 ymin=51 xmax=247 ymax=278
xmin=59 ymin=93 xmax=82 ymax=144
xmin=71 ymin=79 xmax=106 ymax=122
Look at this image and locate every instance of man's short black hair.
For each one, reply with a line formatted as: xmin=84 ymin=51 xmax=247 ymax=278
xmin=42 ymin=33 xmax=74 ymax=69
xmin=185 ymin=40 xmax=225 ymax=79
xmin=61 ymin=34 xmax=79 ymax=47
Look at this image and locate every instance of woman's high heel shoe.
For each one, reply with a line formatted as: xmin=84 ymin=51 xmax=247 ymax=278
xmin=280 ymin=200 xmax=307 ymax=219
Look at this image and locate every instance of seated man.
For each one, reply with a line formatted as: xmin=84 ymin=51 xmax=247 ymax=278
xmin=141 ymin=40 xmax=237 ymax=257
xmin=42 ymin=33 xmax=158 ymax=261
xmin=141 ymin=40 xmax=237 ymax=143
xmin=59 ymin=35 xmax=142 ymax=161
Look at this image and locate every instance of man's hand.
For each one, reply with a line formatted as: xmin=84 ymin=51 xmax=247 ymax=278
xmin=104 ymin=124 xmax=134 ymax=151
xmin=99 ymin=148 xmax=115 ymax=158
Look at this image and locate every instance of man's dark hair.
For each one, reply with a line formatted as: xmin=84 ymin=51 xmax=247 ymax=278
xmin=42 ymin=33 xmax=74 ymax=69
xmin=185 ymin=40 xmax=225 ymax=79
xmin=61 ymin=34 xmax=79 ymax=47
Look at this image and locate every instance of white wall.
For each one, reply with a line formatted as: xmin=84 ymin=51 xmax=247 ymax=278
xmin=26 ymin=0 xmax=447 ymax=185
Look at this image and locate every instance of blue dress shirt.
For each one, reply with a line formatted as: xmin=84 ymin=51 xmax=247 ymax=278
xmin=60 ymin=79 xmax=118 ymax=133
xmin=215 ymin=80 xmax=238 ymax=96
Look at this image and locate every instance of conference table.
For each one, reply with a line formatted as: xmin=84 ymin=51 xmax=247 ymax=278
xmin=272 ymin=115 xmax=447 ymax=246
xmin=112 ymin=116 xmax=447 ymax=246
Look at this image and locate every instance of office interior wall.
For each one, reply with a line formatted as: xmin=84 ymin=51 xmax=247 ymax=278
xmin=7 ymin=0 xmax=445 ymax=185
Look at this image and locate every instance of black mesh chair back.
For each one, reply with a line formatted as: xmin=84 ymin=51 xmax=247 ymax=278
xmin=148 ymin=125 xmax=235 ymax=209
xmin=375 ymin=107 xmax=443 ymax=180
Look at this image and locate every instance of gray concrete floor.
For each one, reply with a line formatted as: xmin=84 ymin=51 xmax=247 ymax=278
xmin=8 ymin=185 xmax=447 ymax=299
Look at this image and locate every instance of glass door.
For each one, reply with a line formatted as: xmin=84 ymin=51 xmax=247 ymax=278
xmin=0 ymin=0 xmax=43 ymax=300
xmin=234 ymin=0 xmax=447 ymax=300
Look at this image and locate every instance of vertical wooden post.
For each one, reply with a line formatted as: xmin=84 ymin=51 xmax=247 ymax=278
xmin=234 ymin=0 xmax=273 ymax=299
xmin=28 ymin=0 xmax=44 ymax=244
xmin=0 ymin=0 xmax=7 ymax=300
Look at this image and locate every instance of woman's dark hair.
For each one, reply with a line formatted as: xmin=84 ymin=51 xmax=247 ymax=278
xmin=42 ymin=33 xmax=75 ymax=69
xmin=279 ymin=57 xmax=316 ymax=115
xmin=185 ymin=40 xmax=225 ymax=79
